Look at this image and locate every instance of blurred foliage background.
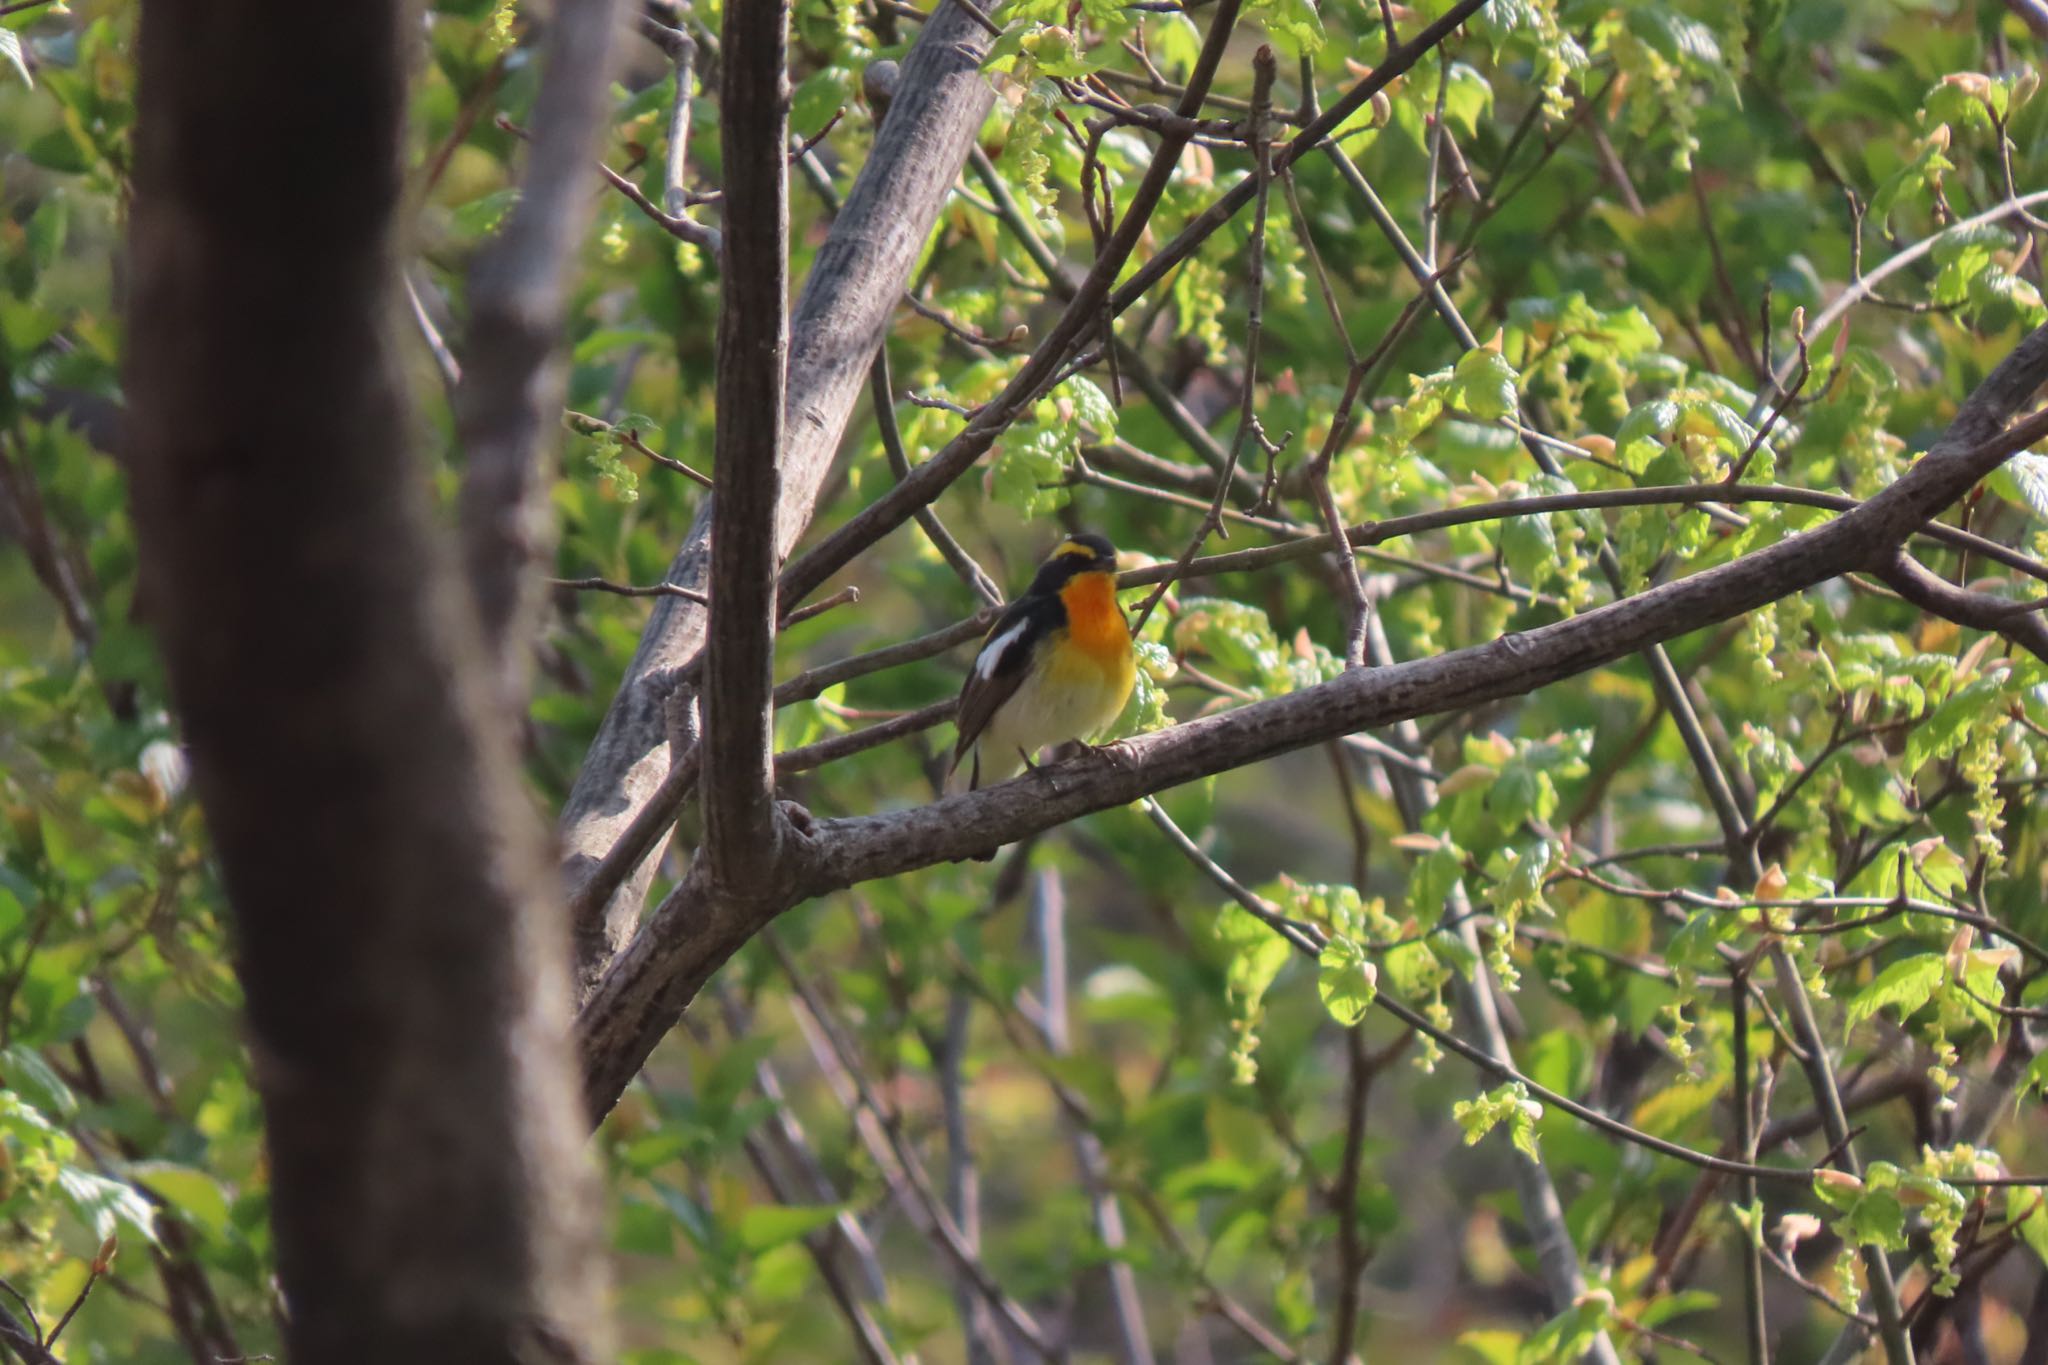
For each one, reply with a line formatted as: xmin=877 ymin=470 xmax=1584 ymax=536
xmin=8 ymin=0 xmax=2048 ymax=1360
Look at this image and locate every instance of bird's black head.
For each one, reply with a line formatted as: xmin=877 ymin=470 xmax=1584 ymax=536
xmin=1028 ymin=532 xmax=1120 ymax=594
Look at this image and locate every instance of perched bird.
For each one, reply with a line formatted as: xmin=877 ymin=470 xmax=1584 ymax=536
xmin=947 ymin=532 xmax=1137 ymax=795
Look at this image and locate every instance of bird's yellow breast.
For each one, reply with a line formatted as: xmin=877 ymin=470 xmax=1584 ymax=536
xmin=1059 ymin=571 xmax=1133 ymax=674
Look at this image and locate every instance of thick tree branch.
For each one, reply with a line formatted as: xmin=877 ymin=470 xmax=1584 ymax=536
xmin=457 ymin=0 xmax=623 ymax=706
xmin=577 ymin=325 xmax=2048 ymax=1116
xmin=1873 ymin=548 xmax=2048 ymax=662
xmin=702 ymin=0 xmax=793 ymax=891
xmin=124 ymin=4 xmax=607 ymax=1360
xmin=561 ymin=0 xmax=1004 ymax=990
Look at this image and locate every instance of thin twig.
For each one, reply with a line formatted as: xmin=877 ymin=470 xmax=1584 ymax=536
xmin=641 ymin=18 xmax=698 ymax=216
xmin=780 ymin=584 xmax=861 ymax=630
xmin=1031 ymin=868 xmax=1154 ymax=1365
xmin=551 ymin=575 xmax=709 ymax=601
xmin=1732 ymin=963 xmax=1770 ymax=1364
xmin=404 ymin=272 xmax=463 ymax=390
xmin=1128 ymin=48 xmax=1279 ymax=634
xmin=564 ymin=410 xmax=715 ymax=486
xmin=770 ymin=935 xmax=1056 ymax=1357
xmin=1724 ymin=306 xmax=1810 ymax=485
xmin=871 ymin=349 xmax=1004 ymax=606
xmin=1327 ymin=1026 xmax=1374 ymax=1365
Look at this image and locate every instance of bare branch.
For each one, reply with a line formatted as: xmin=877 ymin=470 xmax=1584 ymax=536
xmin=872 ymin=347 xmax=1004 ymax=606
xmin=1873 ymin=548 xmax=2048 ymax=664
xmin=1771 ymin=940 xmax=1913 ymax=1363
xmin=0 ymin=432 xmax=96 ymax=649
xmin=1031 ymin=868 xmax=1154 ymax=1365
xmin=701 ymin=0 xmax=793 ymax=892
xmin=551 ymin=576 xmax=710 ymax=602
xmin=1731 ymin=964 xmax=1770 ymax=1365
xmin=457 ymin=0 xmax=624 ymax=709
xmin=641 ymin=18 xmax=699 ymax=216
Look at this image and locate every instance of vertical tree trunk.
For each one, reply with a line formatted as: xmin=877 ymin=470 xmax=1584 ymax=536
xmin=122 ymin=5 xmax=608 ymax=1361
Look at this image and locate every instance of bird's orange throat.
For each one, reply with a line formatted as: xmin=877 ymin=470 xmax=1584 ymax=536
xmin=1060 ymin=571 xmax=1130 ymax=664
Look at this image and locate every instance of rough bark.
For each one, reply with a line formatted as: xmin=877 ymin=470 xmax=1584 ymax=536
xmin=701 ymin=0 xmax=792 ymax=887
xmin=560 ymin=0 xmax=1003 ymax=991
xmin=123 ymin=5 xmax=608 ymax=1361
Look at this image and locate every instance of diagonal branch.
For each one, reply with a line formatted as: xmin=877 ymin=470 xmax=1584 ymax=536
xmin=1873 ymin=548 xmax=2048 ymax=663
xmin=457 ymin=0 xmax=624 ymax=708
xmin=702 ymin=0 xmax=793 ymax=891
xmin=576 ymin=323 xmax=2048 ymax=1116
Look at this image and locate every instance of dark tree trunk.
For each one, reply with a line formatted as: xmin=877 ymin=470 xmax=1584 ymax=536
xmin=122 ymin=4 xmax=608 ymax=1361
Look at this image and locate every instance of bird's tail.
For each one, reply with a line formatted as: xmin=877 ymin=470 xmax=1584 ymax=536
xmin=943 ymin=748 xmax=980 ymax=797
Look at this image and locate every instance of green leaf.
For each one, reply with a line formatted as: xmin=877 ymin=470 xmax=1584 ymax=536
xmin=791 ymin=66 xmax=851 ymax=135
xmin=1 ymin=1043 xmax=77 ymax=1119
xmin=2007 ymin=1187 xmax=2048 ymax=1269
xmin=1615 ymin=399 xmax=1680 ymax=473
xmin=1250 ymin=0 xmax=1324 ymax=56
xmin=0 ymin=30 xmax=28 ymax=88
xmin=1844 ymin=954 xmax=1944 ymax=1032
xmin=1215 ymin=903 xmax=1290 ymax=1004
xmin=1498 ymin=509 xmax=1556 ymax=595
xmin=1868 ymin=134 xmax=1954 ymax=230
xmin=26 ymin=193 xmax=67 ymax=271
xmin=1060 ymin=375 xmax=1117 ymax=439
xmin=1923 ymin=74 xmax=1996 ymax=134
xmin=56 ymin=1167 xmax=159 ymax=1246
xmin=738 ymin=1203 xmax=845 ymax=1253
xmin=452 ymin=188 xmax=520 ymax=237
xmin=1519 ymin=1293 xmax=1613 ymax=1365
xmin=1435 ymin=63 xmax=1494 ymax=137
xmin=1316 ymin=937 xmax=1377 ymax=1025
xmin=1627 ymin=7 xmax=1723 ymax=71
xmin=1451 ymin=348 xmax=1520 ymax=422
xmin=1838 ymin=1187 xmax=1908 ymax=1251
xmin=1454 ymin=1083 xmax=1541 ymax=1159
xmin=1904 ymin=674 xmax=2001 ymax=772
xmin=1162 ymin=1157 xmax=1261 ymax=1199
xmin=1150 ymin=12 xmax=1202 ymax=74
xmin=126 ymin=1162 xmax=230 ymax=1238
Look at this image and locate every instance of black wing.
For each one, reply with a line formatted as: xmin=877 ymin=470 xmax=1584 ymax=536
xmin=951 ymin=594 xmax=1063 ymax=774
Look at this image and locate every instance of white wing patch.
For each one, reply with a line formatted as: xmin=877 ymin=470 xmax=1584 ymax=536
xmin=974 ymin=619 xmax=1031 ymax=680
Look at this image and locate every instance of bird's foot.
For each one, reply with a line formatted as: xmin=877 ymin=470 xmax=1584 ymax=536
xmin=1089 ymin=738 xmax=1139 ymax=770
xmin=1023 ymin=745 xmax=1069 ymax=794
xmin=778 ymin=799 xmax=820 ymax=842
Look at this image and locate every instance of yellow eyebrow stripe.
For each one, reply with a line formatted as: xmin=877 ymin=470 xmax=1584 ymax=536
xmin=1052 ymin=539 xmax=1095 ymax=559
